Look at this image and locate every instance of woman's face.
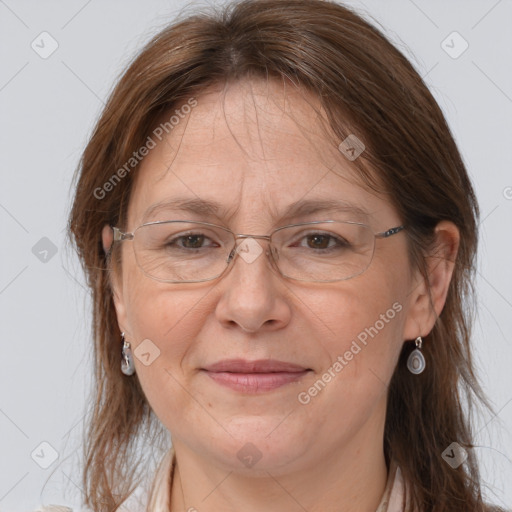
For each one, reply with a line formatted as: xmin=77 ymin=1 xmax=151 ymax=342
xmin=108 ymin=78 xmax=425 ymax=474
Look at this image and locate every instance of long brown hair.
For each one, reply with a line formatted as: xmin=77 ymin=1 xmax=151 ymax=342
xmin=68 ymin=1 xmax=503 ymax=510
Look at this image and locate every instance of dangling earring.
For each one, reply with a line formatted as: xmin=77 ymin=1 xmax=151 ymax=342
xmin=407 ymin=336 xmax=426 ymax=374
xmin=121 ymin=333 xmax=136 ymax=376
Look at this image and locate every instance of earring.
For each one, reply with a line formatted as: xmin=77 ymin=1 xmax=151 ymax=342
xmin=121 ymin=333 xmax=136 ymax=376
xmin=407 ymin=336 xmax=426 ymax=374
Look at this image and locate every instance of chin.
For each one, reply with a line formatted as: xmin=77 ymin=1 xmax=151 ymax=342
xmin=202 ymin=416 xmax=308 ymax=471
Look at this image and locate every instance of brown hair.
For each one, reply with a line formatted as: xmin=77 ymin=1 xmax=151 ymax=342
xmin=68 ymin=1 xmax=503 ymax=510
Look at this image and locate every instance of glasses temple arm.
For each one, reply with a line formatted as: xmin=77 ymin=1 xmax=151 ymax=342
xmin=112 ymin=227 xmax=134 ymax=241
xmin=376 ymin=225 xmax=405 ymax=238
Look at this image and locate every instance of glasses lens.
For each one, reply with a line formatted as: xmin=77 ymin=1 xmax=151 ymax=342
xmin=272 ymin=221 xmax=375 ymax=282
xmin=133 ymin=221 xmax=233 ymax=282
xmin=131 ymin=221 xmax=375 ymax=283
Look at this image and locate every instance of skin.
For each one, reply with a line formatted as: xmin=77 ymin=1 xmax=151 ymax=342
xmin=102 ymin=77 xmax=459 ymax=512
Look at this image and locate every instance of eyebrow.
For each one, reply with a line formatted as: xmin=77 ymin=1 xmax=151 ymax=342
xmin=141 ymin=197 xmax=370 ymax=225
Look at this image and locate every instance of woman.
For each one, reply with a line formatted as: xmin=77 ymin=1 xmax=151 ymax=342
xmin=64 ymin=0 xmax=506 ymax=510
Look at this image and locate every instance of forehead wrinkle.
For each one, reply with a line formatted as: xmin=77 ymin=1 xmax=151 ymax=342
xmin=204 ymin=78 xmax=353 ymax=189
xmin=221 ymin=164 xmax=279 ymax=229
xmin=141 ymin=194 xmax=373 ymax=231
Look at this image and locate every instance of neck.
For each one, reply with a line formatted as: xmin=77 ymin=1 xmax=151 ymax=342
xmin=169 ymin=420 xmax=388 ymax=512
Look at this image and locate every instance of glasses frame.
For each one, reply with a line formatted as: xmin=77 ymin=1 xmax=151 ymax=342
xmin=111 ymin=219 xmax=405 ymax=284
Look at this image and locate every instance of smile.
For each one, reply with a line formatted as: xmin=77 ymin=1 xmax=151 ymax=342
xmin=202 ymin=369 xmax=311 ymax=393
xmin=200 ymin=358 xmax=312 ymax=393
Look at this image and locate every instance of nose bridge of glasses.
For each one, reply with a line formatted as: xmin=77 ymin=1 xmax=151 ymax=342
xmin=233 ymin=234 xmax=273 ymax=257
xmin=227 ymin=233 xmax=277 ymax=267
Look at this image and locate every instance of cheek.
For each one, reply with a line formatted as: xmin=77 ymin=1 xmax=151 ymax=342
xmin=123 ymin=282 xmax=211 ymax=431
xmin=120 ymin=257 xmax=207 ymax=390
xmin=125 ymin=281 xmax=206 ymax=358
xmin=301 ymin=273 xmax=405 ymax=357
xmin=121 ymin=245 xmax=203 ymax=342
xmin=298 ymin=269 xmax=406 ymax=403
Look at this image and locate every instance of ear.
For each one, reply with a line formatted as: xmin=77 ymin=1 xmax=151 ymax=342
xmin=102 ymin=223 xmax=113 ymax=254
xmin=403 ymin=221 xmax=460 ymax=339
xmin=102 ymin=224 xmax=130 ymax=334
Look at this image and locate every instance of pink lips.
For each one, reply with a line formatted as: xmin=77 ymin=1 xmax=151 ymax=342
xmin=201 ymin=359 xmax=311 ymax=393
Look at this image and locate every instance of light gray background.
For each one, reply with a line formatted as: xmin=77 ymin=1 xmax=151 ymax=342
xmin=1 ymin=0 xmax=511 ymax=510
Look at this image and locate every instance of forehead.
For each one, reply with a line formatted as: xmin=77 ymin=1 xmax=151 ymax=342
xmin=127 ymin=78 xmax=393 ymax=229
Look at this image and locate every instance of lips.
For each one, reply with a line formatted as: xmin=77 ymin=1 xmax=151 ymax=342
xmin=201 ymin=359 xmax=311 ymax=393
xmin=203 ymin=358 xmax=309 ymax=373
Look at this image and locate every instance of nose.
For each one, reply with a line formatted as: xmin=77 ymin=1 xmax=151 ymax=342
xmin=214 ymin=237 xmax=292 ymax=333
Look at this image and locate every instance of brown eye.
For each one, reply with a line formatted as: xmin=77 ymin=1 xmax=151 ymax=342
xmin=306 ymin=234 xmax=332 ymax=249
xmin=166 ymin=232 xmax=216 ymax=250
xmin=294 ymin=232 xmax=349 ymax=252
xmin=180 ymin=234 xmax=206 ymax=249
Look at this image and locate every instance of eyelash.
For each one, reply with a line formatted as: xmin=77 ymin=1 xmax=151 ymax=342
xmin=166 ymin=231 xmax=350 ymax=252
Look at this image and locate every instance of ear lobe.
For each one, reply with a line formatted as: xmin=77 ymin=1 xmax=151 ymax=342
xmin=403 ymin=221 xmax=460 ymax=338
xmin=110 ymin=276 xmax=130 ymax=336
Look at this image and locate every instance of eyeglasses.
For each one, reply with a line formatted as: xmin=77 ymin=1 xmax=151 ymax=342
xmin=111 ymin=220 xmax=405 ymax=283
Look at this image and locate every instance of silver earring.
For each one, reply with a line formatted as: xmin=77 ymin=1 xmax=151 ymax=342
xmin=121 ymin=333 xmax=136 ymax=376
xmin=407 ymin=336 xmax=426 ymax=374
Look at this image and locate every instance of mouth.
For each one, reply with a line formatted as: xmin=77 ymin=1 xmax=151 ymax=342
xmin=200 ymin=359 xmax=312 ymax=393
